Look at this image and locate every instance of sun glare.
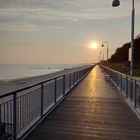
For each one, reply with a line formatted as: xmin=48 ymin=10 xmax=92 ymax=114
xmin=89 ymin=42 xmax=97 ymax=49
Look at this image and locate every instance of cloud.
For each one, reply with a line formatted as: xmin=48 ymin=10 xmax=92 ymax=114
xmin=0 ymin=0 xmax=140 ymax=32
xmin=0 ymin=21 xmax=40 ymax=32
xmin=0 ymin=0 xmax=137 ymax=20
xmin=46 ymin=26 xmax=70 ymax=30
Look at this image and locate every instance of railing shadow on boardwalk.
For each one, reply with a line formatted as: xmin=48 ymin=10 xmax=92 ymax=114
xmin=0 ymin=65 xmax=94 ymax=140
xmin=1 ymin=64 xmax=140 ymax=140
xmin=26 ymin=65 xmax=140 ymax=140
xmin=100 ymin=65 xmax=140 ymax=114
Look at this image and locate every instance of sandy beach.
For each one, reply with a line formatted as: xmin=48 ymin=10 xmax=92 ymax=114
xmin=0 ymin=65 xmax=90 ymax=96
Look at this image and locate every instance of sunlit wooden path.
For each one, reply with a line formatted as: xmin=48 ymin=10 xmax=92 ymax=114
xmin=26 ymin=66 xmax=140 ymax=140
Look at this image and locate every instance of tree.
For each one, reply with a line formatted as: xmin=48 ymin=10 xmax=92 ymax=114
xmin=109 ymin=35 xmax=140 ymax=64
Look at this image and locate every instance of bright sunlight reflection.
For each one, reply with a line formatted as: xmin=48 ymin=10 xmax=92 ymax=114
xmin=89 ymin=42 xmax=97 ymax=49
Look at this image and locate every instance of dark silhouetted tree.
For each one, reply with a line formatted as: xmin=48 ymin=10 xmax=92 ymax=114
xmin=109 ymin=35 xmax=140 ymax=64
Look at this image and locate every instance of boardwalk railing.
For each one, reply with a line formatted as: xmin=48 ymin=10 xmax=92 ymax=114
xmin=101 ymin=65 xmax=140 ymax=111
xmin=0 ymin=65 xmax=94 ymax=140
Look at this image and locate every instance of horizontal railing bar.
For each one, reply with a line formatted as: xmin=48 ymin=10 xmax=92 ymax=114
xmin=20 ymin=66 xmax=93 ymax=140
xmin=0 ymin=66 xmax=92 ymax=99
xmin=102 ymin=65 xmax=140 ymax=82
xmin=0 ymin=65 xmax=94 ymax=140
xmin=100 ymin=64 xmax=140 ymax=115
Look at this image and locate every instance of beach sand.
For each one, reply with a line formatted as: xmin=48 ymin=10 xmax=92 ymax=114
xmin=0 ymin=65 xmax=90 ymax=96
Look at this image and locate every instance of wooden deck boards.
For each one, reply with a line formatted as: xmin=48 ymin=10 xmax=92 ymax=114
xmin=26 ymin=66 xmax=140 ymax=140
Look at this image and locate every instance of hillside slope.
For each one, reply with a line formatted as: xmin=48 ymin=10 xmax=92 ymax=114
xmin=103 ymin=35 xmax=140 ymax=76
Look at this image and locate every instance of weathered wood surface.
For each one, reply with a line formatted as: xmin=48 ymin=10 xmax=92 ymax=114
xmin=26 ymin=66 xmax=140 ymax=140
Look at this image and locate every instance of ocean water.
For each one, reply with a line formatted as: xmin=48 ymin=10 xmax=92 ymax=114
xmin=0 ymin=64 xmax=83 ymax=81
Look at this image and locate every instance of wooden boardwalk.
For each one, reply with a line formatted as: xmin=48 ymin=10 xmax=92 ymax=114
xmin=26 ymin=66 xmax=140 ymax=140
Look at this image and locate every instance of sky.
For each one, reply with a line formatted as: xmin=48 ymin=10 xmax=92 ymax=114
xmin=0 ymin=0 xmax=140 ymax=64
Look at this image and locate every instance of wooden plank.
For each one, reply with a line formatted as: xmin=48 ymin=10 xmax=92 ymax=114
xmin=26 ymin=66 xmax=140 ymax=140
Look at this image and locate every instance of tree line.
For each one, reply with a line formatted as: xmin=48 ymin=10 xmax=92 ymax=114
xmin=109 ymin=34 xmax=140 ymax=65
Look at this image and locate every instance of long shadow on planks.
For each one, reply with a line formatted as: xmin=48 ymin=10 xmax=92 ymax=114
xmin=26 ymin=66 xmax=140 ymax=140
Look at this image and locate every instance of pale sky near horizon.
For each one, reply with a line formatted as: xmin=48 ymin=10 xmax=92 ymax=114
xmin=0 ymin=0 xmax=140 ymax=64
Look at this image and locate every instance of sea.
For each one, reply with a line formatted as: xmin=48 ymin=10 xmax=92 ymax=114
xmin=0 ymin=64 xmax=85 ymax=81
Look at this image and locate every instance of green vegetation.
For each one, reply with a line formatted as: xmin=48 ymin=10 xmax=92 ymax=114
xmin=102 ymin=35 xmax=140 ymax=76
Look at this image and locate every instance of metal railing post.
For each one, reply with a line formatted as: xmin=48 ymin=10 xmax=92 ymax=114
xmin=74 ymin=72 xmax=75 ymax=85
xmin=130 ymin=79 xmax=133 ymax=101
xmin=128 ymin=78 xmax=131 ymax=100
xmin=41 ymin=83 xmax=44 ymax=117
xmin=77 ymin=71 xmax=79 ymax=82
xmin=13 ymin=93 xmax=17 ymax=140
xmin=134 ymin=80 xmax=137 ymax=108
xmin=69 ymin=73 xmax=71 ymax=89
xmin=117 ymin=73 xmax=119 ymax=87
xmin=54 ymin=78 xmax=57 ymax=103
xmin=75 ymin=72 xmax=77 ymax=84
xmin=0 ymin=104 xmax=1 ymax=122
xmin=78 ymin=70 xmax=79 ymax=82
xmin=72 ymin=72 xmax=74 ymax=86
xmin=0 ymin=65 xmax=94 ymax=140
xmin=126 ymin=76 xmax=128 ymax=98
xmin=120 ymin=75 xmax=122 ymax=91
xmin=63 ymin=75 xmax=65 ymax=95
xmin=101 ymin=65 xmax=140 ymax=109
xmin=80 ymin=70 xmax=83 ymax=80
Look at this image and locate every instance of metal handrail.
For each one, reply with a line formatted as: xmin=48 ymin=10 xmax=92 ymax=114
xmin=0 ymin=66 xmax=92 ymax=98
xmin=101 ymin=65 xmax=140 ymax=81
xmin=100 ymin=65 xmax=140 ymax=112
xmin=0 ymin=65 xmax=94 ymax=140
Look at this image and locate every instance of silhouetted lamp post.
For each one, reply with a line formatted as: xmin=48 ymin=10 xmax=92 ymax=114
xmin=101 ymin=42 xmax=108 ymax=61
xmin=98 ymin=54 xmax=101 ymax=62
xmin=100 ymin=51 xmax=104 ymax=61
xmin=112 ymin=0 xmax=135 ymax=76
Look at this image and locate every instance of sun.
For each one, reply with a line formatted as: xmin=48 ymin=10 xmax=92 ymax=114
xmin=89 ymin=42 xmax=97 ymax=49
